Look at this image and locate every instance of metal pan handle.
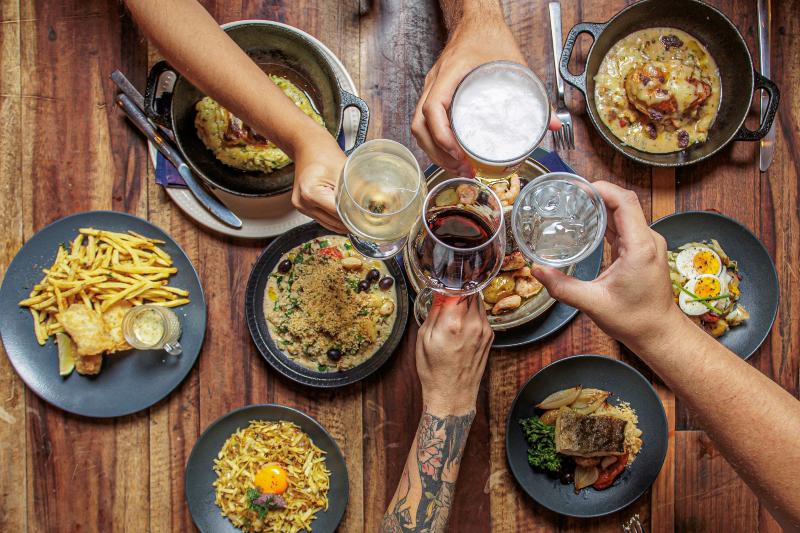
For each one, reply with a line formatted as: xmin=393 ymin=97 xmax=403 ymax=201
xmin=143 ymin=60 xmax=176 ymax=129
xmin=733 ymin=71 xmax=780 ymax=141
xmin=340 ymin=90 xmax=370 ymax=155
xmin=559 ymin=21 xmax=607 ymax=96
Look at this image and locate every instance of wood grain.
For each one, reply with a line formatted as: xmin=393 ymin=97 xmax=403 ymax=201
xmin=0 ymin=0 xmax=798 ymax=531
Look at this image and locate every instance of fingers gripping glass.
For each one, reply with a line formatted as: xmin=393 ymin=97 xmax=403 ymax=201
xmin=336 ymin=139 xmax=425 ymax=259
xmin=407 ymin=178 xmax=506 ymax=324
xmin=511 ymin=172 xmax=606 ymax=268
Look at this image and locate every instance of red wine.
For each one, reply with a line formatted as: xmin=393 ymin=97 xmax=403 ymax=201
xmin=427 ymin=209 xmax=492 ymax=249
xmin=416 ymin=208 xmax=502 ymax=292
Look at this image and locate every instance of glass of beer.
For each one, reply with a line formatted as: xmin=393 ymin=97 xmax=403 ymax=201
xmin=450 ymin=61 xmax=551 ymax=182
xmin=336 ymin=139 xmax=426 ymax=259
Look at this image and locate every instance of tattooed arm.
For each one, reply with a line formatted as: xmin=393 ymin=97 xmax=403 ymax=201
xmin=381 ymin=295 xmax=493 ymax=532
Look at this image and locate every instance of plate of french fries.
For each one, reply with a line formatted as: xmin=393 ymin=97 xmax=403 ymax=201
xmin=0 ymin=211 xmax=206 ymax=417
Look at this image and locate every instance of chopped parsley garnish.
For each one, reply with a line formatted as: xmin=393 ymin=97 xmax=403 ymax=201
xmin=357 ymin=308 xmax=370 ymax=316
xmin=318 ymin=239 xmax=329 ymax=248
xmin=293 ymin=254 xmax=304 ymax=264
xmin=317 ymin=364 xmax=328 ymax=372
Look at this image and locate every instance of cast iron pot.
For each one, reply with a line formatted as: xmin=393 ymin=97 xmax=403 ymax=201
xmin=559 ymin=0 xmax=779 ymax=167
xmin=144 ymin=20 xmax=369 ymax=197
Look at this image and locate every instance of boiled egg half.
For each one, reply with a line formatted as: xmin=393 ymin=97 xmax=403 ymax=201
xmin=678 ymin=274 xmax=728 ymax=316
xmin=675 ymin=246 xmax=723 ymax=279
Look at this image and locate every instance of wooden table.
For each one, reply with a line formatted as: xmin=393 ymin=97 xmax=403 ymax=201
xmin=1 ymin=1 xmax=797 ymax=531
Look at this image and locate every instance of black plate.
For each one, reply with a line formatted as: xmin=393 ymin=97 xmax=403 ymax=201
xmin=651 ymin=211 xmax=779 ymax=359
xmin=245 ymin=222 xmax=409 ymax=387
xmin=506 ymin=355 xmax=668 ymax=518
xmin=0 ymin=211 xmax=206 ymax=418
xmin=185 ymin=404 xmax=348 ymax=532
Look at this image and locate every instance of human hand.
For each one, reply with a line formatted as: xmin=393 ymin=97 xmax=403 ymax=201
xmin=531 ymin=181 xmax=687 ymax=351
xmin=412 ymin=14 xmax=560 ymax=176
xmin=415 ymin=293 xmax=494 ymax=416
xmin=291 ymin=133 xmax=348 ymax=233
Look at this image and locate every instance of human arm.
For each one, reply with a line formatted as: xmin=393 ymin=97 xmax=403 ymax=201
xmin=412 ymin=0 xmax=559 ymax=176
xmin=123 ymin=0 xmax=346 ymax=231
xmin=531 ymin=181 xmax=800 ymax=530
xmin=381 ymin=294 xmax=493 ymax=532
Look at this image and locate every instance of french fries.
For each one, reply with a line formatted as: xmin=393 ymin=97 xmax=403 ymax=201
xmin=19 ymin=228 xmax=190 ymax=346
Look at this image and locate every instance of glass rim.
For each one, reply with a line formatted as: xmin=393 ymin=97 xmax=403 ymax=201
xmin=340 ymin=138 xmax=423 ymax=218
xmin=510 ymin=172 xmax=607 ymax=267
xmin=422 ymin=177 xmax=505 ymax=254
xmin=450 ymin=60 xmax=551 ymax=166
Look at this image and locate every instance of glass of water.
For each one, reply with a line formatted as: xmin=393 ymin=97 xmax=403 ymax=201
xmin=511 ymin=172 xmax=606 ymax=267
xmin=336 ymin=139 xmax=425 ymax=259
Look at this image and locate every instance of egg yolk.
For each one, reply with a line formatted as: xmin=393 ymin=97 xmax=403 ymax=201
xmin=693 ymin=276 xmax=721 ymax=298
xmin=254 ymin=463 xmax=289 ymax=494
xmin=693 ymin=250 xmax=720 ymax=275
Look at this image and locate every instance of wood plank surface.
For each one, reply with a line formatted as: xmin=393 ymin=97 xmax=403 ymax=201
xmin=0 ymin=0 xmax=797 ymax=532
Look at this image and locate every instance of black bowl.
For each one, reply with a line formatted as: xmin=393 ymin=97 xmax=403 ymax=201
xmin=144 ymin=20 xmax=369 ymax=197
xmin=506 ymin=355 xmax=668 ymax=518
xmin=185 ymin=404 xmax=348 ymax=532
xmin=651 ymin=210 xmax=779 ymax=359
xmin=245 ymin=222 xmax=409 ymax=387
xmin=0 ymin=211 xmax=206 ymax=417
xmin=560 ymin=0 xmax=779 ymax=166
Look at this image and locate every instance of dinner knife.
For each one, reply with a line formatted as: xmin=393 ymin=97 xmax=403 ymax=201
xmin=115 ymin=93 xmax=243 ymax=228
xmin=758 ymin=0 xmax=775 ymax=171
xmin=110 ymin=70 xmax=175 ymax=142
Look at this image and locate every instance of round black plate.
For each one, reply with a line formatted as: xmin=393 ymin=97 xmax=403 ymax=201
xmin=0 ymin=211 xmax=206 ymax=418
xmin=651 ymin=211 xmax=779 ymax=360
xmin=506 ymin=355 xmax=668 ymax=518
xmin=245 ymin=222 xmax=409 ymax=387
xmin=185 ymin=404 xmax=348 ymax=533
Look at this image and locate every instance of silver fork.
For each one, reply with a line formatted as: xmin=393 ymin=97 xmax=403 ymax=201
xmin=548 ymin=2 xmax=575 ymax=150
xmin=622 ymin=514 xmax=645 ymax=533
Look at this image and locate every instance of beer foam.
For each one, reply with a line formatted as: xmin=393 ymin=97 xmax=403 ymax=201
xmin=451 ymin=65 xmax=548 ymax=162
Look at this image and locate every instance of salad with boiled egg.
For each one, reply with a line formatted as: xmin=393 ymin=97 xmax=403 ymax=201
xmin=668 ymin=240 xmax=749 ymax=338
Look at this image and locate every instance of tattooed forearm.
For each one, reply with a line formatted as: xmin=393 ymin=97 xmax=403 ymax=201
xmin=381 ymin=408 xmax=476 ymax=532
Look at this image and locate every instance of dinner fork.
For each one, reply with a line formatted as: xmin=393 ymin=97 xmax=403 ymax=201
xmin=622 ymin=514 xmax=646 ymax=533
xmin=548 ymin=2 xmax=575 ymax=150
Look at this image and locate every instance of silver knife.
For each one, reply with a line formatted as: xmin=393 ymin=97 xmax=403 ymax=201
xmin=115 ymin=93 xmax=243 ymax=228
xmin=111 ymin=70 xmax=176 ymax=142
xmin=758 ymin=0 xmax=775 ymax=171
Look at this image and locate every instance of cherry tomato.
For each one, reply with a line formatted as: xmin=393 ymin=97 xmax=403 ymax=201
xmin=701 ymin=312 xmax=720 ymax=323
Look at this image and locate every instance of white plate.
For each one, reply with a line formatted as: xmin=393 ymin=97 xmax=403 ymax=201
xmin=148 ymin=20 xmax=360 ymax=240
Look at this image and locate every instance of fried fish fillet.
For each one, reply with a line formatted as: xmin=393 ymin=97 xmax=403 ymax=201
xmin=555 ymin=408 xmax=627 ymax=457
xmin=58 ymin=304 xmax=115 ymax=357
xmin=102 ymin=301 xmax=132 ymax=353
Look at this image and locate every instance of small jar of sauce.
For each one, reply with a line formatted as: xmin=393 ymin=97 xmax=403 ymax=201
xmin=122 ymin=304 xmax=183 ymax=355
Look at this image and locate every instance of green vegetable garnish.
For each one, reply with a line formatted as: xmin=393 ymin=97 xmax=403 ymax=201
xmin=318 ymin=239 xmax=329 ymax=248
xmin=519 ymin=415 xmax=561 ymax=472
xmin=293 ymin=254 xmax=304 ymax=265
xmin=688 ymin=293 xmax=730 ymax=303
xmin=672 ymin=282 xmax=720 ymax=314
xmin=318 ymin=364 xmax=328 ymax=372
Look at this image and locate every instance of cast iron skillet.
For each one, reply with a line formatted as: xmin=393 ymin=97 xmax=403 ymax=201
xmin=185 ymin=404 xmax=348 ymax=532
xmin=144 ymin=21 xmax=369 ymax=197
xmin=560 ymin=0 xmax=780 ymax=167
xmin=245 ymin=222 xmax=409 ymax=388
xmin=506 ymin=355 xmax=668 ymax=518
xmin=651 ymin=211 xmax=779 ymax=360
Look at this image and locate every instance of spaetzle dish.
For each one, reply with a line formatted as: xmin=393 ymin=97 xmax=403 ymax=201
xmin=212 ymin=420 xmax=330 ymax=532
xmin=668 ymin=239 xmax=748 ymax=338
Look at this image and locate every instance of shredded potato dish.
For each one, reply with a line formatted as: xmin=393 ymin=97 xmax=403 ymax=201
xmin=213 ymin=420 xmax=330 ymax=532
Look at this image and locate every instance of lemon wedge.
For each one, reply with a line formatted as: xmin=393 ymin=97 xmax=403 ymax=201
xmin=56 ymin=333 xmax=75 ymax=377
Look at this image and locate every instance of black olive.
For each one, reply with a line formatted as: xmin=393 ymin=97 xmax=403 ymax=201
xmin=366 ymin=268 xmax=380 ymax=283
xmin=357 ymin=280 xmax=370 ymax=293
xmin=477 ymin=191 xmax=489 ymax=204
xmin=277 ymin=259 xmax=292 ymax=274
xmin=378 ymin=276 xmax=394 ymax=290
xmin=327 ymin=348 xmax=342 ymax=361
xmin=560 ymin=470 xmax=574 ymax=485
